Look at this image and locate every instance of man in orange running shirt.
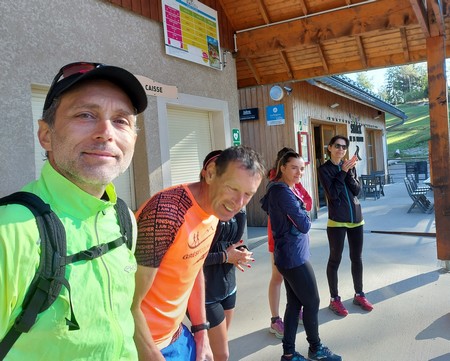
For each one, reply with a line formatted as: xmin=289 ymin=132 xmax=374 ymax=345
xmin=132 ymin=146 xmax=265 ymax=361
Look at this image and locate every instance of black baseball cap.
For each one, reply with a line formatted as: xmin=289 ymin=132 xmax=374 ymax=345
xmin=43 ymin=62 xmax=148 ymax=114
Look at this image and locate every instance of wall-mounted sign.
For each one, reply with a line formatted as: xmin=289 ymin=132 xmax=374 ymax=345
xmin=232 ymin=128 xmax=241 ymax=145
xmin=162 ymin=0 xmax=221 ymax=70
xmin=350 ymin=123 xmax=362 ymax=134
xmin=135 ymin=75 xmax=178 ymax=99
xmin=266 ymin=104 xmax=285 ymax=126
xmin=239 ymin=108 xmax=259 ymax=121
xmin=298 ymin=132 xmax=310 ymax=165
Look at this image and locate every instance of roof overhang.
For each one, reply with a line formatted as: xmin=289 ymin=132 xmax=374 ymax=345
xmin=307 ymin=75 xmax=408 ymax=120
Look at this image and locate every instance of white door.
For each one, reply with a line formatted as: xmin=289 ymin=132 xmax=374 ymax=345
xmin=167 ymin=106 xmax=213 ymax=185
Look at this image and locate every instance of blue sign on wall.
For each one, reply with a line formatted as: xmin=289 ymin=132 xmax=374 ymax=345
xmin=266 ymin=104 xmax=285 ymax=126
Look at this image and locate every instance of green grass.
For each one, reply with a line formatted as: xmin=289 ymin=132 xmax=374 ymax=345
xmin=385 ymin=102 xmax=431 ymax=158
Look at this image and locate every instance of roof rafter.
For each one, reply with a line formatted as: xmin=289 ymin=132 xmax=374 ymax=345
xmin=255 ymin=0 xmax=271 ymax=24
xmin=299 ymin=0 xmax=308 ymax=15
xmin=236 ymin=0 xmax=417 ymax=58
xmin=245 ymin=58 xmax=261 ymax=84
xmin=316 ymin=44 xmax=329 ymax=73
xmin=409 ymin=0 xmax=431 ymax=37
xmin=217 ymin=0 xmax=237 ymax=29
xmin=279 ymin=51 xmax=294 ymax=79
xmin=355 ymin=35 xmax=368 ymax=68
xmin=400 ymin=27 xmax=411 ymax=61
xmin=428 ymin=0 xmax=445 ymax=36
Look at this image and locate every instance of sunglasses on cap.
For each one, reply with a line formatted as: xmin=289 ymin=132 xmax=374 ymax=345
xmin=333 ymin=143 xmax=348 ymax=150
xmin=49 ymin=62 xmax=104 ymax=90
xmin=43 ymin=61 xmax=148 ymax=114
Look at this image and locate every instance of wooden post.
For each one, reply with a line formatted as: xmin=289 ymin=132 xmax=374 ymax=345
xmin=426 ymin=35 xmax=450 ymax=261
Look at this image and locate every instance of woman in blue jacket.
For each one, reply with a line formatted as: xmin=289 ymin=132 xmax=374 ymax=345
xmin=318 ymin=135 xmax=373 ymax=317
xmin=261 ymin=151 xmax=341 ymax=361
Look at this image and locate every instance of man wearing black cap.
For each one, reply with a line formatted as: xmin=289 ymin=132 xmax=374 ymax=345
xmin=0 ymin=62 xmax=147 ymax=360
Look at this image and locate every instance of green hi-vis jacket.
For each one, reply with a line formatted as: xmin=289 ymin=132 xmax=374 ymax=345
xmin=0 ymin=162 xmax=137 ymax=360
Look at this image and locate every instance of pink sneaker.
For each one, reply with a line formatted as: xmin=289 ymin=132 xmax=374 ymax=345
xmin=329 ymin=296 xmax=348 ymax=317
xmin=269 ymin=318 xmax=284 ymax=339
xmin=353 ymin=294 xmax=374 ymax=311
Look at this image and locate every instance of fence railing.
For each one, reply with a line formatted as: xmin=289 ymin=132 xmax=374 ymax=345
xmin=386 ymin=158 xmax=430 ymax=184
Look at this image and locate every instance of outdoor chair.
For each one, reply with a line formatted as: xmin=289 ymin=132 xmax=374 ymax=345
xmin=403 ymin=177 xmax=434 ymax=213
xmin=406 ymin=174 xmax=431 ymax=193
xmin=371 ymin=171 xmax=386 ymax=196
xmin=360 ymin=175 xmax=381 ymax=200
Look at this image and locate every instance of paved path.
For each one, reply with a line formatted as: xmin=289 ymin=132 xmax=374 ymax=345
xmin=228 ymin=182 xmax=449 ymax=361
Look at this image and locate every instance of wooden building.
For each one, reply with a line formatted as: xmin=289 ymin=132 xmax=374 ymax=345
xmin=239 ymin=76 xmax=407 ymax=226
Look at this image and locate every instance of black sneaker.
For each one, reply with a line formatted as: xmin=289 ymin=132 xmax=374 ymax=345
xmin=308 ymin=344 xmax=342 ymax=361
xmin=280 ymin=351 xmax=308 ymax=361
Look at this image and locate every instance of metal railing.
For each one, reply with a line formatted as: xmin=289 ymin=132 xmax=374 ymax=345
xmin=386 ymin=158 xmax=430 ymax=184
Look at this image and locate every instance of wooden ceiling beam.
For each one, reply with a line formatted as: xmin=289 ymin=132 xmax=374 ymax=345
xmin=255 ymin=0 xmax=271 ymax=24
xmin=316 ymin=44 xmax=329 ymax=73
xmin=236 ymin=0 xmax=417 ymax=58
xmin=216 ymin=0 xmax=237 ymax=29
xmin=299 ymin=0 xmax=309 ymax=15
xmin=428 ymin=0 xmax=445 ymax=36
xmin=400 ymin=27 xmax=411 ymax=62
xmin=245 ymin=58 xmax=262 ymax=84
xmin=236 ymin=45 xmax=440 ymax=87
xmin=279 ymin=51 xmax=294 ymax=79
xmin=355 ymin=36 xmax=368 ymax=68
xmin=445 ymin=0 xmax=450 ymax=16
xmin=409 ymin=0 xmax=431 ymax=37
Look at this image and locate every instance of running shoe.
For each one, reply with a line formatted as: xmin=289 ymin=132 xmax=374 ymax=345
xmin=280 ymin=351 xmax=308 ymax=361
xmin=353 ymin=294 xmax=374 ymax=311
xmin=298 ymin=308 xmax=303 ymax=325
xmin=308 ymin=344 xmax=342 ymax=361
xmin=269 ymin=318 xmax=284 ymax=339
xmin=328 ymin=296 xmax=348 ymax=317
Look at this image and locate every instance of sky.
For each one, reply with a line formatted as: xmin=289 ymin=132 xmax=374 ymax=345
xmin=346 ymin=60 xmax=450 ymax=93
xmin=346 ymin=68 xmax=387 ymax=93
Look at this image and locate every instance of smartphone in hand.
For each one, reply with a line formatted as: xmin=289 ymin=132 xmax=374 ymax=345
xmin=352 ymin=145 xmax=362 ymax=162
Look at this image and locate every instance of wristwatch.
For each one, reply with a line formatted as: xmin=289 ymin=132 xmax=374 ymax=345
xmin=191 ymin=322 xmax=210 ymax=333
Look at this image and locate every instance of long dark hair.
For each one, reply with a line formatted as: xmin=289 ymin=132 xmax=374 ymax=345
xmin=274 ymin=150 xmax=300 ymax=180
xmin=267 ymin=147 xmax=295 ymax=178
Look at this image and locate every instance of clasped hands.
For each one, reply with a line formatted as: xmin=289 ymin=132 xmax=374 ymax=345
xmin=341 ymin=156 xmax=358 ymax=172
xmin=226 ymin=240 xmax=254 ymax=272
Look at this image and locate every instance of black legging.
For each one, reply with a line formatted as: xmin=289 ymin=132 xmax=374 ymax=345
xmin=326 ymin=225 xmax=364 ymax=298
xmin=278 ymin=261 xmax=321 ymax=355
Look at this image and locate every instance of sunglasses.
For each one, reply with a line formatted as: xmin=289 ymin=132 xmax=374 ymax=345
xmin=333 ymin=143 xmax=348 ymax=150
xmin=49 ymin=62 xmax=104 ymax=90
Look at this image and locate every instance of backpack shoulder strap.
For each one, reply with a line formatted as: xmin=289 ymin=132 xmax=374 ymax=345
xmin=114 ymin=197 xmax=133 ymax=251
xmin=0 ymin=193 xmax=132 ymax=359
xmin=62 ymin=197 xmax=134 ymax=265
xmin=0 ymin=192 xmax=75 ymax=360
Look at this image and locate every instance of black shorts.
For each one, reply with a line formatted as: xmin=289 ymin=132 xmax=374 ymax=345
xmin=205 ymin=291 xmax=237 ymax=328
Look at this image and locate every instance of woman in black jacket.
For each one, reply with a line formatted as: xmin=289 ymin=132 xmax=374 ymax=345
xmin=318 ymin=135 xmax=373 ymax=317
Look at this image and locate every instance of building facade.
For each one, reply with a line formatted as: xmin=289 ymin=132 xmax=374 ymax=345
xmin=0 ymin=0 xmax=405 ymax=228
xmin=0 ymin=0 xmax=239 ymax=210
xmin=239 ymin=78 xmax=406 ymax=226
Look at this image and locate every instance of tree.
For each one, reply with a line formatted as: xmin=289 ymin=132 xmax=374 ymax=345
xmin=384 ymin=63 xmax=428 ymax=104
xmin=355 ymin=72 xmax=374 ymax=91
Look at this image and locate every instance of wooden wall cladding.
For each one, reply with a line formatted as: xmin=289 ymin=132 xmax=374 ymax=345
xmin=239 ymin=85 xmax=296 ymax=227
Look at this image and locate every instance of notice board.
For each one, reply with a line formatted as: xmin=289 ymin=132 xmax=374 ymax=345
xmin=162 ymin=0 xmax=222 ymax=70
